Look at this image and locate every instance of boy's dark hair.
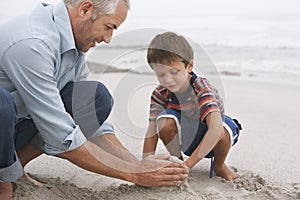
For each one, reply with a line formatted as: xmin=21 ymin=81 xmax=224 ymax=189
xmin=147 ymin=32 xmax=194 ymax=69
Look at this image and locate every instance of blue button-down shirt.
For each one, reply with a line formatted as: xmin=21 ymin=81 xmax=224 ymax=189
xmin=0 ymin=2 xmax=89 ymax=155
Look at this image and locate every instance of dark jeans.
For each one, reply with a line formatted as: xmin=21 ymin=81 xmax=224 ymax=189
xmin=0 ymin=81 xmax=113 ymax=182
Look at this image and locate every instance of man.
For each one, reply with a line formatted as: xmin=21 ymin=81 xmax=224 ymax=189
xmin=0 ymin=0 xmax=188 ymax=199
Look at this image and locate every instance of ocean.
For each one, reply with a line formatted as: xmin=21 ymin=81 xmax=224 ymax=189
xmin=87 ymin=13 xmax=300 ymax=85
xmin=1 ymin=1 xmax=299 ymax=85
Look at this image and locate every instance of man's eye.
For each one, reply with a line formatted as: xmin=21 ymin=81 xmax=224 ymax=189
xmin=105 ymin=25 xmax=112 ymax=30
xmin=157 ymin=74 xmax=164 ymax=78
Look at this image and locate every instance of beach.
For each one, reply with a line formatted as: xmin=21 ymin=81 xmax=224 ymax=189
xmin=14 ymin=70 xmax=300 ymax=200
xmin=1 ymin=0 xmax=299 ymax=199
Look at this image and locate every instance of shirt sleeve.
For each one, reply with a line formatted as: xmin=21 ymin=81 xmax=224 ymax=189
xmin=149 ymin=87 xmax=166 ymax=121
xmin=1 ymin=39 xmax=86 ymax=155
xmin=194 ymin=78 xmax=221 ymax=122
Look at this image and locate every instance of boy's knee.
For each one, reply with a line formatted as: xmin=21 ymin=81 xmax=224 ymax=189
xmin=0 ymin=89 xmax=17 ymax=128
xmin=157 ymin=118 xmax=178 ymax=138
xmin=221 ymin=127 xmax=231 ymax=144
xmin=95 ymin=82 xmax=114 ymax=125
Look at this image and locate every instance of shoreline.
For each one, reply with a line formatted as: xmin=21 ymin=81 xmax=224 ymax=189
xmin=87 ymin=60 xmax=300 ymax=87
xmin=86 ymin=42 xmax=300 ymax=87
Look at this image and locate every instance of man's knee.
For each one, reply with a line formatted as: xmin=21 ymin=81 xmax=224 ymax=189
xmin=0 ymin=89 xmax=17 ymax=128
xmin=95 ymin=82 xmax=113 ymax=125
xmin=60 ymin=81 xmax=113 ymax=127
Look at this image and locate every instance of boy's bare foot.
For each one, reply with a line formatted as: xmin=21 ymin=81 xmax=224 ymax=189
xmin=214 ymin=164 xmax=239 ymax=181
xmin=0 ymin=182 xmax=13 ymax=200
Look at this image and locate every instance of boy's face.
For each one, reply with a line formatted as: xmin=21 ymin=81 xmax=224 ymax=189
xmin=152 ymin=60 xmax=193 ymax=95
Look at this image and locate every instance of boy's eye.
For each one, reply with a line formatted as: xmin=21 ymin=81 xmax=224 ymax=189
xmin=170 ymin=70 xmax=178 ymax=75
xmin=157 ymin=73 xmax=164 ymax=78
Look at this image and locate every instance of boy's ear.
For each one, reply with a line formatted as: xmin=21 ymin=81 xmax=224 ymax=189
xmin=187 ymin=60 xmax=194 ymax=74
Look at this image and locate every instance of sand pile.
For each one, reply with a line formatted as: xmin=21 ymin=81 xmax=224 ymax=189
xmin=14 ymin=170 xmax=299 ymax=200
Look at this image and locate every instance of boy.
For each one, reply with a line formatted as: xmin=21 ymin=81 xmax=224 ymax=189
xmin=143 ymin=32 xmax=242 ymax=180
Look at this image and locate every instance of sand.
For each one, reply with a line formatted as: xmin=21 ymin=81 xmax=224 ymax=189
xmin=13 ymin=170 xmax=300 ymax=200
xmin=13 ymin=72 xmax=300 ymax=200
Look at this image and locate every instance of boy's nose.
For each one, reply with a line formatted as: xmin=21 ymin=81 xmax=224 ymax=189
xmin=163 ymin=74 xmax=173 ymax=84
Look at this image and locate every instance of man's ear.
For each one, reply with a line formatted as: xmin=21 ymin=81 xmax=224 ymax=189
xmin=78 ymin=0 xmax=94 ymax=18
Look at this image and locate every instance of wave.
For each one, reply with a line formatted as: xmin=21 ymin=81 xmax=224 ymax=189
xmin=87 ymin=40 xmax=300 ymax=86
xmin=96 ymin=43 xmax=300 ymax=51
xmin=86 ymin=61 xmax=153 ymax=75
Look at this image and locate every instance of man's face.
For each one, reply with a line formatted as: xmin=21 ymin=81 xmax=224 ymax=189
xmin=73 ymin=0 xmax=128 ymax=52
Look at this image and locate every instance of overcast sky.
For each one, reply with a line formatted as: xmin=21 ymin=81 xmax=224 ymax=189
xmin=1 ymin=0 xmax=300 ymax=18
xmin=1 ymin=0 xmax=300 ymax=36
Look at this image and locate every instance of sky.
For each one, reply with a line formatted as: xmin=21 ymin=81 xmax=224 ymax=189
xmin=1 ymin=0 xmax=300 ymax=46
xmin=1 ymin=0 xmax=300 ymax=19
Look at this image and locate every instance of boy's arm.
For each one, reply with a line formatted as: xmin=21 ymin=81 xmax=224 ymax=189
xmin=185 ymin=112 xmax=223 ymax=169
xmin=143 ymin=121 xmax=159 ymax=159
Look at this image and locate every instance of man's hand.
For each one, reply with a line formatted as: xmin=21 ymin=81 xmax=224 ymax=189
xmin=59 ymin=141 xmax=189 ymax=187
xmin=130 ymin=154 xmax=189 ymax=187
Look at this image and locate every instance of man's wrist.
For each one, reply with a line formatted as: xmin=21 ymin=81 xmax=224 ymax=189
xmin=118 ymin=161 xmax=139 ymax=184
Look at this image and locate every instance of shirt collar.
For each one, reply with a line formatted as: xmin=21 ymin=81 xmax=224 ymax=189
xmin=189 ymin=71 xmax=197 ymax=85
xmin=52 ymin=1 xmax=77 ymax=54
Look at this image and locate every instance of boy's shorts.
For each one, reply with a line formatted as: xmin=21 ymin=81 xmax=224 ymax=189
xmin=156 ymin=109 xmax=242 ymax=158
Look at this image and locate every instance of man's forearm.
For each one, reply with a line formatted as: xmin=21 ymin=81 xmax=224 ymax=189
xmin=89 ymin=134 xmax=138 ymax=163
xmin=58 ymin=141 xmax=135 ymax=182
xmin=59 ymin=141 xmax=189 ymax=187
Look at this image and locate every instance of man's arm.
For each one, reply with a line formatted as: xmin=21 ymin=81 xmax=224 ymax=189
xmin=90 ymin=133 xmax=138 ymax=162
xmin=59 ymin=141 xmax=188 ymax=187
xmin=2 ymin=40 xmax=87 ymax=155
xmin=17 ymin=133 xmax=188 ymax=187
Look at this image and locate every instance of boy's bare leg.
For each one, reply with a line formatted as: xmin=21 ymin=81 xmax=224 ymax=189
xmin=0 ymin=182 xmax=13 ymax=200
xmin=213 ymin=127 xmax=239 ymax=180
xmin=157 ymin=118 xmax=183 ymax=159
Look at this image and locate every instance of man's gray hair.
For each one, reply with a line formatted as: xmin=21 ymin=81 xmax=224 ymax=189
xmin=64 ymin=0 xmax=130 ymax=17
